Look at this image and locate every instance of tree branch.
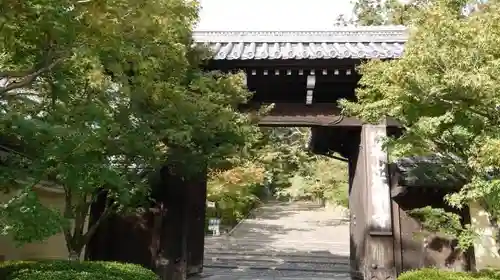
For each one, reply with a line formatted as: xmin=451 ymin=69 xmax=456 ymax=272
xmin=0 ymin=57 xmax=64 ymax=96
xmin=82 ymin=200 xmax=116 ymax=246
xmin=62 ymin=187 xmax=75 ymax=255
xmin=439 ymin=98 xmax=500 ymax=125
xmin=0 ymin=21 xmax=6 ymax=34
xmin=63 ymin=185 xmax=74 ymax=219
xmin=72 ymin=195 xmax=91 ymax=250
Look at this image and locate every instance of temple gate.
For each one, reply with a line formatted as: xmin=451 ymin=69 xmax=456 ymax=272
xmin=87 ymin=27 xmax=472 ymax=280
xmin=195 ymin=27 xmax=406 ymax=279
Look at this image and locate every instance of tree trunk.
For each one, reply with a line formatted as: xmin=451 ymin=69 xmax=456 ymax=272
xmin=63 ymin=229 xmax=84 ymax=261
xmin=68 ymin=248 xmax=83 ymax=261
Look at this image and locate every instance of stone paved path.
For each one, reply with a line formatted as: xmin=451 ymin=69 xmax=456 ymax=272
xmin=200 ymin=201 xmax=352 ymax=279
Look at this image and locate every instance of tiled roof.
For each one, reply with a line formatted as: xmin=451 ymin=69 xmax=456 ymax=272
xmin=193 ymin=26 xmax=408 ymax=60
xmin=393 ymin=155 xmax=468 ymax=188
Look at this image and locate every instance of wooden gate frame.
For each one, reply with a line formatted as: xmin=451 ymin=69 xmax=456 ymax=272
xmin=86 ymin=28 xmax=410 ymax=280
xmin=346 ymin=124 xmax=398 ymax=280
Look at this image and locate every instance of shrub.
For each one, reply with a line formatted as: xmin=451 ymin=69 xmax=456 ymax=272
xmin=0 ymin=260 xmax=159 ymax=280
xmin=276 ymin=157 xmax=349 ymax=208
xmin=398 ymin=268 xmax=500 ymax=280
xmin=206 ymin=186 xmax=262 ymax=228
xmin=10 ymin=270 xmax=122 ymax=280
xmin=207 ymin=163 xmax=266 ymax=229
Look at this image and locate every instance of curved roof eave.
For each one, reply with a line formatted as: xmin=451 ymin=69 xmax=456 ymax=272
xmin=193 ymin=26 xmax=409 ymax=60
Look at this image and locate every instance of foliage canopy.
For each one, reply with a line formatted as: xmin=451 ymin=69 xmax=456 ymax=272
xmin=0 ymin=0 xmax=260 ymax=258
xmin=342 ymin=0 xmax=500 ymax=244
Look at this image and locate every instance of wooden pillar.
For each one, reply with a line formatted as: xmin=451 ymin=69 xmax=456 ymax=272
xmin=157 ymin=165 xmax=188 ymax=280
xmin=186 ymin=170 xmax=208 ymax=276
xmin=361 ymin=124 xmax=396 ymax=280
xmin=158 ymin=163 xmax=208 ymax=280
xmin=348 ymin=128 xmax=367 ymax=280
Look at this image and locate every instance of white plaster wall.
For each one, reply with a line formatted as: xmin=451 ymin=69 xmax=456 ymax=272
xmin=470 ymin=202 xmax=500 ymax=269
xmin=0 ymin=185 xmax=89 ymax=261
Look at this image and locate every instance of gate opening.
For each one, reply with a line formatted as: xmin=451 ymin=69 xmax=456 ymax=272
xmin=203 ymin=125 xmax=352 ymax=279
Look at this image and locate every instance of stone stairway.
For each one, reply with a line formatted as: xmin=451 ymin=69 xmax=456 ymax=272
xmin=199 ymin=201 xmax=352 ymax=279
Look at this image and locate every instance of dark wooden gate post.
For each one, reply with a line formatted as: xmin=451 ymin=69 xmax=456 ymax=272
xmin=158 ymin=163 xmax=208 ymax=279
xmin=157 ymin=165 xmax=188 ymax=280
xmin=361 ymin=124 xmax=396 ymax=280
xmin=186 ymin=167 xmax=208 ymax=276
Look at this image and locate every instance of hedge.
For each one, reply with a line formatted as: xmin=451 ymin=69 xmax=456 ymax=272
xmin=0 ymin=260 xmax=159 ymax=280
xmin=398 ymin=268 xmax=500 ymax=280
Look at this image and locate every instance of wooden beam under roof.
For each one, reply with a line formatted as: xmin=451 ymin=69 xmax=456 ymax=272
xmin=242 ymin=102 xmax=362 ymax=127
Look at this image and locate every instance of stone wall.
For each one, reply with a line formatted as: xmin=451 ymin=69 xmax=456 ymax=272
xmin=470 ymin=202 xmax=500 ymax=270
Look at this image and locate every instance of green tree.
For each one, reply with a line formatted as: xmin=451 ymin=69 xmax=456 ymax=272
xmin=278 ymin=155 xmax=349 ymax=207
xmin=206 ymin=126 xmax=350 ymax=230
xmin=352 ymin=0 xmax=390 ymax=25
xmin=258 ymin=127 xmax=313 ymax=194
xmin=207 ymin=162 xmax=266 ymax=227
xmin=340 ymin=0 xmax=500 ymax=248
xmin=0 ymin=0 xmax=259 ymax=260
xmin=254 ymin=128 xmax=349 ymax=207
xmin=351 ymin=0 xmax=431 ymax=26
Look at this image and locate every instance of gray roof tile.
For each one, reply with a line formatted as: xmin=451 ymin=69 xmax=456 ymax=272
xmin=193 ymin=26 xmax=408 ymax=60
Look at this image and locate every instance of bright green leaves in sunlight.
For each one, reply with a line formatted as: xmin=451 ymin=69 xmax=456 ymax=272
xmin=0 ymin=0 xmax=260 ymax=258
xmin=0 ymin=190 xmax=67 ymax=246
xmin=342 ymin=0 xmax=500 ymax=248
xmin=342 ymin=0 xmax=500 ymax=162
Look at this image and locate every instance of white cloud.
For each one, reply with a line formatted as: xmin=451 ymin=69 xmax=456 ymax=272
xmin=196 ymin=0 xmax=354 ymax=31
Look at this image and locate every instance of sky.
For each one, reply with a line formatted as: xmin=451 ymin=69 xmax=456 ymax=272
xmin=195 ymin=0 xmax=354 ymax=31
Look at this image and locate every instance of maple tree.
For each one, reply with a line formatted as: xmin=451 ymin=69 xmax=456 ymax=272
xmin=342 ymin=0 xmax=499 ymax=247
xmin=0 ymin=0 xmax=260 ymax=260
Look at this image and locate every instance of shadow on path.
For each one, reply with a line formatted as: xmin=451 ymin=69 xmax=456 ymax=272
xmin=201 ymin=201 xmax=352 ymax=279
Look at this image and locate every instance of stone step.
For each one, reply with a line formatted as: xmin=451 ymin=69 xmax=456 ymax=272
xmin=204 ymin=245 xmax=350 ymax=256
xmin=204 ymin=246 xmax=349 ymax=253
xmin=204 ymin=250 xmax=350 ymax=258
xmin=205 ymin=238 xmax=349 ymax=247
xmin=199 ymin=266 xmax=352 ymax=279
xmin=219 ymin=236 xmax=350 ymax=242
xmin=200 ymin=201 xmax=353 ymax=279
xmin=205 ymin=237 xmax=350 ymax=245
xmin=195 ymin=273 xmax=351 ymax=279
xmin=205 ymin=243 xmax=350 ymax=250
xmin=193 ymin=276 xmax=350 ymax=280
xmin=204 ymin=250 xmax=350 ymax=263
xmin=203 ymin=258 xmax=349 ymax=273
